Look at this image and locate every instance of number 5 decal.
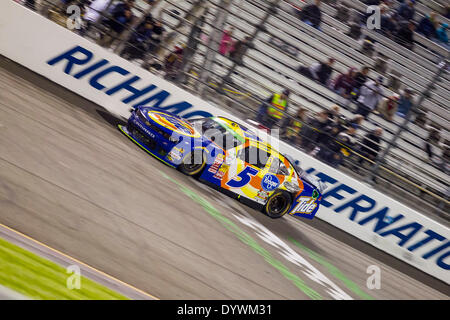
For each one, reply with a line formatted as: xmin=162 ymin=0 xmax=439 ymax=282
xmin=226 ymin=166 xmax=259 ymax=188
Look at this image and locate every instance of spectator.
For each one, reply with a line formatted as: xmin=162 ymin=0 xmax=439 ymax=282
xmin=336 ymin=126 xmax=358 ymax=162
xmin=230 ymin=36 xmax=251 ymax=64
xmin=307 ymin=105 xmax=348 ymax=156
xmin=332 ymin=67 xmax=357 ymax=99
xmin=350 ymin=66 xmax=370 ymax=100
xmin=163 ymin=45 xmax=185 ymax=81
xmin=219 ymin=27 xmax=235 ymax=56
xmin=81 ymin=0 xmax=111 ymax=36
xmin=301 ymin=110 xmax=332 ymax=152
xmin=106 ymin=0 xmax=135 ymax=18
xmin=424 ymin=127 xmax=441 ymax=163
xmin=377 ymin=94 xmax=400 ymax=121
xmin=361 ymin=37 xmax=376 ymax=57
xmin=417 ymin=11 xmax=438 ymax=39
xmin=282 ymin=107 xmax=308 ymax=146
xmin=396 ymin=20 xmax=416 ymax=50
xmin=356 ymin=127 xmax=383 ymax=170
xmin=397 ymin=0 xmax=416 ymax=22
xmin=445 ymin=5 xmax=450 ymax=19
xmin=326 ymin=105 xmax=341 ymax=122
xmin=413 ymin=110 xmax=428 ymax=128
xmin=379 ymin=4 xmax=398 ymax=39
xmin=348 ymin=114 xmax=365 ymax=130
xmin=317 ymin=126 xmax=357 ymax=168
xmin=148 ymin=20 xmax=164 ymax=54
xmin=326 ymin=105 xmax=349 ymax=134
xmin=356 ymin=76 xmax=385 ymax=119
xmin=396 ymin=87 xmax=414 ymax=117
xmin=185 ymin=14 xmax=206 ymax=61
xmin=299 ymin=0 xmax=322 ymax=30
xmin=298 ymin=57 xmax=335 ymax=86
xmin=256 ymin=89 xmax=290 ymax=129
xmin=39 ymin=0 xmax=75 ymax=18
xmin=99 ymin=6 xmax=134 ymax=48
xmin=121 ymin=18 xmax=155 ymax=61
xmin=346 ymin=21 xmax=362 ymax=40
xmin=436 ymin=23 xmax=449 ymax=47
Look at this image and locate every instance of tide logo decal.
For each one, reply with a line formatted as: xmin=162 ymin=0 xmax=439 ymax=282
xmin=292 ymin=197 xmax=317 ymax=215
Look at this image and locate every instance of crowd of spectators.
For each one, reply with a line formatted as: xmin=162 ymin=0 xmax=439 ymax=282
xmin=18 ymin=0 xmax=448 ymax=178
xmin=362 ymin=0 xmax=449 ymax=49
xmin=97 ymin=0 xmax=134 ymax=48
xmin=255 ymin=49 xmax=447 ymax=173
xmin=218 ymin=27 xmax=251 ymax=64
xmin=296 ymin=55 xmax=416 ymax=122
xmin=22 ymin=0 xmax=165 ymax=64
xmin=254 ymin=79 xmax=384 ymax=171
xmin=296 ymin=104 xmax=381 ymax=171
xmin=287 ymin=0 xmax=448 ymax=174
xmin=294 ymin=0 xmax=449 ymax=50
xmin=19 ymin=0 xmax=253 ymax=86
xmin=119 ymin=17 xmax=164 ymax=61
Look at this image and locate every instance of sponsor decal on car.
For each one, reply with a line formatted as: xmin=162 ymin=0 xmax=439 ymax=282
xmin=256 ymin=190 xmax=270 ymax=201
xmin=291 ymin=197 xmax=318 ymax=215
xmin=261 ymin=174 xmax=280 ymax=192
xmin=133 ymin=118 xmax=155 ymax=138
xmin=168 ymin=148 xmax=183 ymax=161
xmin=213 ymin=165 xmax=229 ymax=180
xmin=208 ymin=154 xmax=225 ymax=174
xmin=147 ymin=111 xmax=199 ymax=137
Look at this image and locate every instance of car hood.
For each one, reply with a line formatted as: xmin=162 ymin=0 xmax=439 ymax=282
xmin=139 ymin=107 xmax=201 ymax=138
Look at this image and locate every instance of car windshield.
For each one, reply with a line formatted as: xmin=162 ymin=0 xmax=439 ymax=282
xmin=190 ymin=118 xmax=244 ymax=149
xmin=269 ymin=157 xmax=290 ymax=176
xmin=285 ymin=155 xmax=328 ymax=194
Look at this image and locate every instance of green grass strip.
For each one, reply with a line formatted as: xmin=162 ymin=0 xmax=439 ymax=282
xmin=0 ymin=237 xmax=129 ymax=300
xmin=289 ymin=238 xmax=375 ymax=300
xmin=161 ymin=172 xmax=322 ymax=300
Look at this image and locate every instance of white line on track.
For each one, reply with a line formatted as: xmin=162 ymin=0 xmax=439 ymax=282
xmin=189 ymin=179 xmax=353 ymax=299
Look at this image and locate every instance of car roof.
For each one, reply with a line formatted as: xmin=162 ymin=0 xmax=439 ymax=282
xmin=212 ymin=117 xmax=294 ymax=164
xmin=215 ymin=117 xmax=262 ymax=142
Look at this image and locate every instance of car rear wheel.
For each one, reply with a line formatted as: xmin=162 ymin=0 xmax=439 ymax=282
xmin=178 ymin=150 xmax=206 ymax=177
xmin=264 ymin=191 xmax=292 ymax=219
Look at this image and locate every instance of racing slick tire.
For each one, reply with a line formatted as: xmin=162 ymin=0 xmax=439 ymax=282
xmin=178 ymin=149 xmax=206 ymax=177
xmin=264 ymin=190 xmax=292 ymax=219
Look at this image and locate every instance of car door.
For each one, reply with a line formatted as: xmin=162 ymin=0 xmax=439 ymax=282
xmin=219 ymin=142 xmax=274 ymax=203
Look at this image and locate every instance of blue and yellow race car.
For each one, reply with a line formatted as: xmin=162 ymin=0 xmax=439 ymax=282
xmin=119 ymin=106 xmax=323 ymax=219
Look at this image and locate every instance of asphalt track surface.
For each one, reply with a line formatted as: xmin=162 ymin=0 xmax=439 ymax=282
xmin=0 ymin=56 xmax=448 ymax=300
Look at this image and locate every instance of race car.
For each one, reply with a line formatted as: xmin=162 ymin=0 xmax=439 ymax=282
xmin=118 ymin=106 xmax=323 ymax=219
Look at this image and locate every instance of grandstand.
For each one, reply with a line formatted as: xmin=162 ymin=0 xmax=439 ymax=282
xmin=154 ymin=0 xmax=449 ymax=218
xmin=20 ymin=0 xmax=449 ymax=222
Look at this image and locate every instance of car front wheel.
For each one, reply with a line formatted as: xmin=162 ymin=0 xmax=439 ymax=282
xmin=264 ymin=190 xmax=292 ymax=219
xmin=178 ymin=150 xmax=206 ymax=177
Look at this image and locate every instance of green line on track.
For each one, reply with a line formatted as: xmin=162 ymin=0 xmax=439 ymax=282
xmin=0 ymin=237 xmax=129 ymax=300
xmin=289 ymin=238 xmax=375 ymax=300
xmin=161 ymin=172 xmax=322 ymax=300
